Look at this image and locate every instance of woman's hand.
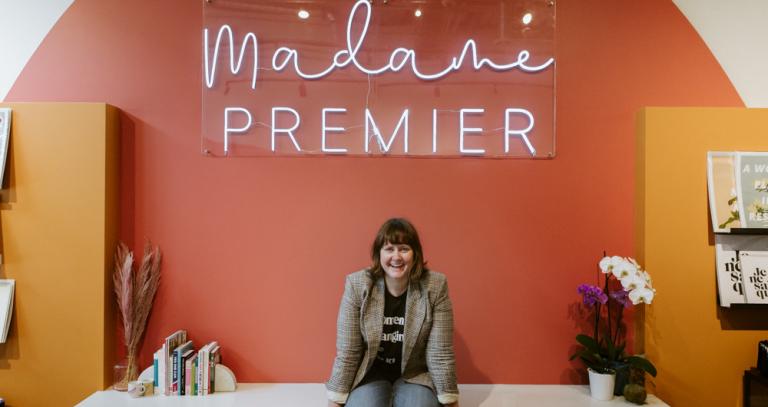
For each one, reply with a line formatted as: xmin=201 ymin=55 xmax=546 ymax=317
xmin=327 ymin=402 xmax=343 ymax=407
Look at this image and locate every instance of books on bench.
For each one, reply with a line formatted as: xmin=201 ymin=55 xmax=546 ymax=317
xmin=153 ymin=330 xmax=225 ymax=396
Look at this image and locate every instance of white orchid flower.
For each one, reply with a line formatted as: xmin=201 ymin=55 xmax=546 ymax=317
xmin=641 ymin=270 xmax=653 ymax=288
xmin=599 ymin=256 xmax=612 ymax=273
xmin=599 ymin=255 xmax=625 ymax=274
xmin=612 ymin=259 xmax=638 ymax=279
xmin=620 ymin=271 xmax=646 ymax=291
xmin=629 ymin=286 xmax=655 ymax=304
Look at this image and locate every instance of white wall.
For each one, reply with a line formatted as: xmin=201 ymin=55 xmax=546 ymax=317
xmin=0 ymin=0 xmax=74 ymax=100
xmin=673 ymin=0 xmax=768 ymax=107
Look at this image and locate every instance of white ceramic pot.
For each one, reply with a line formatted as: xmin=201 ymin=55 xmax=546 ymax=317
xmin=588 ymin=368 xmax=616 ymax=401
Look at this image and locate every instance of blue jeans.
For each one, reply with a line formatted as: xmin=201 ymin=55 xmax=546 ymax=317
xmin=345 ymin=378 xmax=440 ymax=407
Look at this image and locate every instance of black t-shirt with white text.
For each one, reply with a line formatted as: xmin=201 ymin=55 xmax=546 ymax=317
xmin=366 ymin=288 xmax=407 ymax=383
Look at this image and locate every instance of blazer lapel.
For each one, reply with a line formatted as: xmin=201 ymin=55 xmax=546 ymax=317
xmin=363 ymin=277 xmax=385 ymax=370
xmin=401 ymin=279 xmax=425 ymax=372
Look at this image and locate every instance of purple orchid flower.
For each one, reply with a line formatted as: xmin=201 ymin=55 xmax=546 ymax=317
xmin=577 ymin=284 xmax=608 ymax=306
xmin=610 ymin=289 xmax=631 ymax=307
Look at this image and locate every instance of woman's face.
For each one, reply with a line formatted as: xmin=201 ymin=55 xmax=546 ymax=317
xmin=379 ymin=242 xmax=414 ymax=282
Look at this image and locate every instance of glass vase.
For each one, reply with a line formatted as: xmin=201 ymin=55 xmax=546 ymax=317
xmin=112 ymin=353 xmax=139 ymax=391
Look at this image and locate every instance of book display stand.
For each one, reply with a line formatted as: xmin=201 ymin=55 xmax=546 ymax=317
xmin=709 ymin=152 xmax=768 ymax=307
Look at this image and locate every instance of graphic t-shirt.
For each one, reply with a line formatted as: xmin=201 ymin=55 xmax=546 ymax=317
xmin=368 ymin=288 xmax=407 ymax=383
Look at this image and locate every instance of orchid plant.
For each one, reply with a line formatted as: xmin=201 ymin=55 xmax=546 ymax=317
xmin=571 ymin=255 xmax=657 ymax=379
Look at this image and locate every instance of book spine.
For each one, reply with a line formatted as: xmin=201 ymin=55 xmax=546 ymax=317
xmin=159 ymin=343 xmax=167 ymax=395
xmin=158 ymin=351 xmax=165 ymax=395
xmin=196 ymin=355 xmax=200 ymax=395
xmin=210 ymin=347 xmax=219 ymax=394
xmin=179 ymin=353 xmax=185 ymax=396
xmin=172 ymin=349 xmax=178 ymax=394
xmin=164 ymin=340 xmax=172 ymax=395
xmin=153 ymin=351 xmax=158 ymax=387
xmin=210 ymin=352 xmax=215 ymax=394
xmin=203 ymin=347 xmax=210 ymax=395
xmin=185 ymin=357 xmax=192 ymax=395
xmin=191 ymin=355 xmax=197 ymax=396
xmin=197 ymin=349 xmax=204 ymax=396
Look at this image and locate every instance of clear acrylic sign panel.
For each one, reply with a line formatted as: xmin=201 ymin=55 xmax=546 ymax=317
xmin=202 ymin=0 xmax=555 ymax=158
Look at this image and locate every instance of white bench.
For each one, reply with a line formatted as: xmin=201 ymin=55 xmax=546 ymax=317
xmin=77 ymin=383 xmax=669 ymax=406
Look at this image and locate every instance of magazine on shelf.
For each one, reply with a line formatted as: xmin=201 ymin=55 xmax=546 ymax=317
xmin=707 ymin=152 xmax=741 ymax=232
xmin=715 ymin=235 xmax=747 ymax=307
xmin=736 ymin=152 xmax=768 ymax=228
xmin=740 ymin=251 xmax=768 ymax=304
xmin=0 ymin=279 xmax=14 ymax=343
xmin=715 ymin=235 xmax=768 ymax=306
xmin=0 ymin=108 xmax=10 ymax=188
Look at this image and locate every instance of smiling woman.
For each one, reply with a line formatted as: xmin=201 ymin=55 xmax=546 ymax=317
xmin=326 ymin=218 xmax=459 ymax=407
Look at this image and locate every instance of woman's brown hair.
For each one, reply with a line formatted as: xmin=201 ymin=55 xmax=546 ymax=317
xmin=368 ymin=218 xmax=427 ymax=282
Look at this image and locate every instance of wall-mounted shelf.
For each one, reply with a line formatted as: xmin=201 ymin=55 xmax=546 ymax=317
xmin=717 ymin=228 xmax=768 ymax=235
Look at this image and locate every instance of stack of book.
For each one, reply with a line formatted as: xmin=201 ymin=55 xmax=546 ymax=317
xmin=152 ymin=330 xmax=223 ymax=395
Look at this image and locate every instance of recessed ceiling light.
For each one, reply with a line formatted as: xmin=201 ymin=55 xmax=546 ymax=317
xmin=298 ymin=9 xmax=310 ymax=19
xmin=414 ymin=9 xmax=423 ymax=17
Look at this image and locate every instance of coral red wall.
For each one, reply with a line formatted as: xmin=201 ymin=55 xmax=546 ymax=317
xmin=6 ymin=0 xmax=742 ymax=384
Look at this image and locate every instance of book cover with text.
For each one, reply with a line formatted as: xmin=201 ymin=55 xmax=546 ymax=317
xmin=736 ymin=153 xmax=768 ymax=228
xmin=715 ymin=235 xmax=748 ymax=307
xmin=739 ymin=250 xmax=768 ymax=303
xmin=707 ymin=152 xmax=741 ymax=232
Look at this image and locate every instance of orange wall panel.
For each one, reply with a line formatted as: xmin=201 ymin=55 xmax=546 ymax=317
xmin=637 ymin=107 xmax=768 ymax=407
xmin=0 ymin=103 xmax=118 ymax=407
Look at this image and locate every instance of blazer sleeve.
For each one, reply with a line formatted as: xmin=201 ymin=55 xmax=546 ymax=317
xmin=426 ymin=275 xmax=459 ymax=404
xmin=326 ymin=274 xmax=365 ymax=404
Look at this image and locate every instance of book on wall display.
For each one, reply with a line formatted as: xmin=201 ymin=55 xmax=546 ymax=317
xmin=740 ymin=251 xmax=768 ymax=304
xmin=0 ymin=108 xmax=10 ymax=188
xmin=736 ymin=152 xmax=768 ymax=228
xmin=715 ymin=235 xmax=768 ymax=306
xmin=715 ymin=235 xmax=748 ymax=307
xmin=0 ymin=279 xmax=14 ymax=343
xmin=707 ymin=152 xmax=741 ymax=232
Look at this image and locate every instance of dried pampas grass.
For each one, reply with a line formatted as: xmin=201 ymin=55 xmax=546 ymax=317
xmin=113 ymin=240 xmax=162 ymax=389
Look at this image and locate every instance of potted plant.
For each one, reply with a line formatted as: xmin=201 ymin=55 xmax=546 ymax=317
xmin=571 ymin=255 xmax=657 ymax=403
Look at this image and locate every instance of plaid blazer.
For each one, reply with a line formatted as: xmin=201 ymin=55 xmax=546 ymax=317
xmin=326 ymin=269 xmax=459 ymax=405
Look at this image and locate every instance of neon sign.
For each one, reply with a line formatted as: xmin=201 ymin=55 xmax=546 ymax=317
xmin=204 ymin=0 xmax=553 ymax=88
xmin=202 ymin=0 xmax=556 ymax=158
